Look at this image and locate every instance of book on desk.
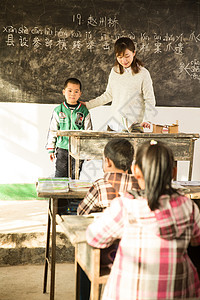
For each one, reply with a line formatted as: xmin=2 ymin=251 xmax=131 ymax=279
xmin=36 ymin=178 xmax=92 ymax=194
xmin=36 ymin=178 xmax=93 ymax=215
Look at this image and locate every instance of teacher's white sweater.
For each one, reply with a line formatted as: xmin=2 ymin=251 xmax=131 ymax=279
xmin=86 ymin=66 xmax=156 ymax=131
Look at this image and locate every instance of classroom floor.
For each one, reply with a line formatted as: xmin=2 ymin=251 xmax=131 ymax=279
xmin=0 ymin=262 xmax=75 ymax=300
xmin=0 ymin=193 xmax=199 ymax=300
xmin=0 ymin=199 xmax=75 ymax=299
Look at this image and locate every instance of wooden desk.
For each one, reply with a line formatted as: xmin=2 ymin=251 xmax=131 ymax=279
xmin=174 ymin=181 xmax=200 ymax=210
xmin=37 ymin=184 xmax=87 ymax=300
xmin=37 ymin=180 xmax=200 ymax=300
xmin=57 ymin=215 xmax=110 ymax=300
xmin=57 ymin=130 xmax=199 ymax=180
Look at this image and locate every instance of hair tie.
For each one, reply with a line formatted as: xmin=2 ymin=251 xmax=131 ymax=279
xmin=150 ymin=140 xmax=157 ymax=145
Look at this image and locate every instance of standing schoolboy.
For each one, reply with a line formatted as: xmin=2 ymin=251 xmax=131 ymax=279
xmin=46 ymin=77 xmax=92 ymax=178
xmin=46 ymin=78 xmax=92 ymax=214
xmin=87 ymin=141 xmax=200 ymax=300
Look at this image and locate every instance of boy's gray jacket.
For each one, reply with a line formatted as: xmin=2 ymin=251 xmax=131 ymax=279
xmin=46 ymin=101 xmax=92 ymax=153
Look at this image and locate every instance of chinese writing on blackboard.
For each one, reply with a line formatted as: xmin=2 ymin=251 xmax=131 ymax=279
xmin=2 ymin=14 xmax=200 ymax=81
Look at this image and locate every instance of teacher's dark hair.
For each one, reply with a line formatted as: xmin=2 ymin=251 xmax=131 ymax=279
xmin=104 ymin=138 xmax=134 ymax=172
xmin=135 ymin=141 xmax=176 ymax=210
xmin=114 ymin=37 xmax=143 ymax=74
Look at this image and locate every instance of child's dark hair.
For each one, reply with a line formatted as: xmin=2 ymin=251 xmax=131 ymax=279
xmin=114 ymin=37 xmax=143 ymax=74
xmin=104 ymin=138 xmax=134 ymax=172
xmin=135 ymin=141 xmax=177 ymax=211
xmin=64 ymin=78 xmax=82 ymax=91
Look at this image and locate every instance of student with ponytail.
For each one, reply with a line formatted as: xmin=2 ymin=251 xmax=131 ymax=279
xmin=86 ymin=141 xmax=200 ymax=300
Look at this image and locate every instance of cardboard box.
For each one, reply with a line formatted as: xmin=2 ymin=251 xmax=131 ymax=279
xmin=153 ymin=122 xmax=179 ymax=134
xmin=153 ymin=124 xmax=164 ymax=133
xmin=168 ymin=124 xmax=178 ymax=133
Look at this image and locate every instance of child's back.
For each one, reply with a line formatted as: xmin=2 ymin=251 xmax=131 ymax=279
xmin=86 ymin=141 xmax=200 ymax=300
xmin=87 ymin=190 xmax=200 ymax=299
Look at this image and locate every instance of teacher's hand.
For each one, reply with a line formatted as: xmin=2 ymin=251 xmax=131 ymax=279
xmin=141 ymin=121 xmax=151 ymax=129
xmin=79 ymin=100 xmax=86 ymax=106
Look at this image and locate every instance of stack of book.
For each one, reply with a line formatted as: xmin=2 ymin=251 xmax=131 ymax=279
xmin=36 ymin=177 xmax=70 ymax=194
xmin=36 ymin=178 xmax=93 ymax=195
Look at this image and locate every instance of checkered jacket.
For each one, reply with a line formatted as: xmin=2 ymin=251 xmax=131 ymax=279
xmin=77 ymin=172 xmax=139 ymax=215
xmin=86 ymin=192 xmax=200 ymax=300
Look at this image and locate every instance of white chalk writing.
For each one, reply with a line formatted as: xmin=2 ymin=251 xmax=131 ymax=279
xmin=189 ymin=31 xmax=200 ymax=42
xmin=179 ymin=59 xmax=200 ymax=81
xmin=33 ymin=37 xmax=42 ymax=50
xmin=72 ymin=40 xmax=82 ymax=51
xmin=2 ymin=23 xmax=200 ymax=58
xmin=19 ymin=36 xmax=29 ymax=47
xmin=72 ymin=14 xmax=119 ymax=29
xmin=6 ymin=34 xmax=15 ymax=46
xmin=87 ymin=40 xmax=95 ymax=52
xmin=45 ymin=38 xmax=53 ymax=49
xmin=56 ymin=38 xmax=67 ymax=50
xmin=72 ymin=14 xmax=83 ymax=26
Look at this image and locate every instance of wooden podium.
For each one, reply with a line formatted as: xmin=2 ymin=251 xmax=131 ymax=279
xmin=56 ymin=130 xmax=199 ymax=180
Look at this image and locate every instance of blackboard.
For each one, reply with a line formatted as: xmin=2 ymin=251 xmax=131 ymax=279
xmin=0 ymin=0 xmax=200 ymax=107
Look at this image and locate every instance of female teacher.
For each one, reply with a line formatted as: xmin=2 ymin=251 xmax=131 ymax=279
xmin=82 ymin=37 xmax=156 ymax=132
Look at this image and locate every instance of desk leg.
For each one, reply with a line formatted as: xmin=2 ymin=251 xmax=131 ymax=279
xmin=90 ymin=248 xmax=101 ymax=300
xmin=75 ymin=261 xmax=81 ymax=300
xmin=75 ymin=245 xmax=78 ymax=300
xmin=43 ymin=198 xmax=51 ymax=293
xmin=75 ymin=158 xmax=80 ymax=180
xmin=68 ymin=152 xmax=72 ymax=179
xmin=174 ymin=161 xmax=177 ymax=180
xmin=90 ymin=281 xmax=100 ymax=300
xmin=68 ymin=136 xmax=72 ymax=178
xmin=50 ymin=197 xmax=57 ymax=300
xmin=188 ymin=140 xmax=195 ymax=181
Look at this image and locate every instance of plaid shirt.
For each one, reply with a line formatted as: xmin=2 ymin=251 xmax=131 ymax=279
xmin=77 ymin=172 xmax=139 ymax=215
xmin=86 ymin=192 xmax=200 ymax=300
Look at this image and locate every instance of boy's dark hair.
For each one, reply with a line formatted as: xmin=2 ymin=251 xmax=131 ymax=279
xmin=114 ymin=37 xmax=143 ymax=74
xmin=64 ymin=78 xmax=82 ymax=91
xmin=104 ymin=138 xmax=134 ymax=172
xmin=135 ymin=141 xmax=176 ymax=211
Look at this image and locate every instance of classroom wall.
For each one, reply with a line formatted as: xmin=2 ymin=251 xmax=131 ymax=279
xmin=0 ymin=102 xmax=199 ymax=184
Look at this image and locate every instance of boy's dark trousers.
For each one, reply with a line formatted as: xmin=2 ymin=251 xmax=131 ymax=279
xmin=55 ymin=147 xmax=83 ymax=215
xmin=55 ymin=148 xmax=90 ymax=298
xmin=56 ymin=148 xmax=91 ymax=299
